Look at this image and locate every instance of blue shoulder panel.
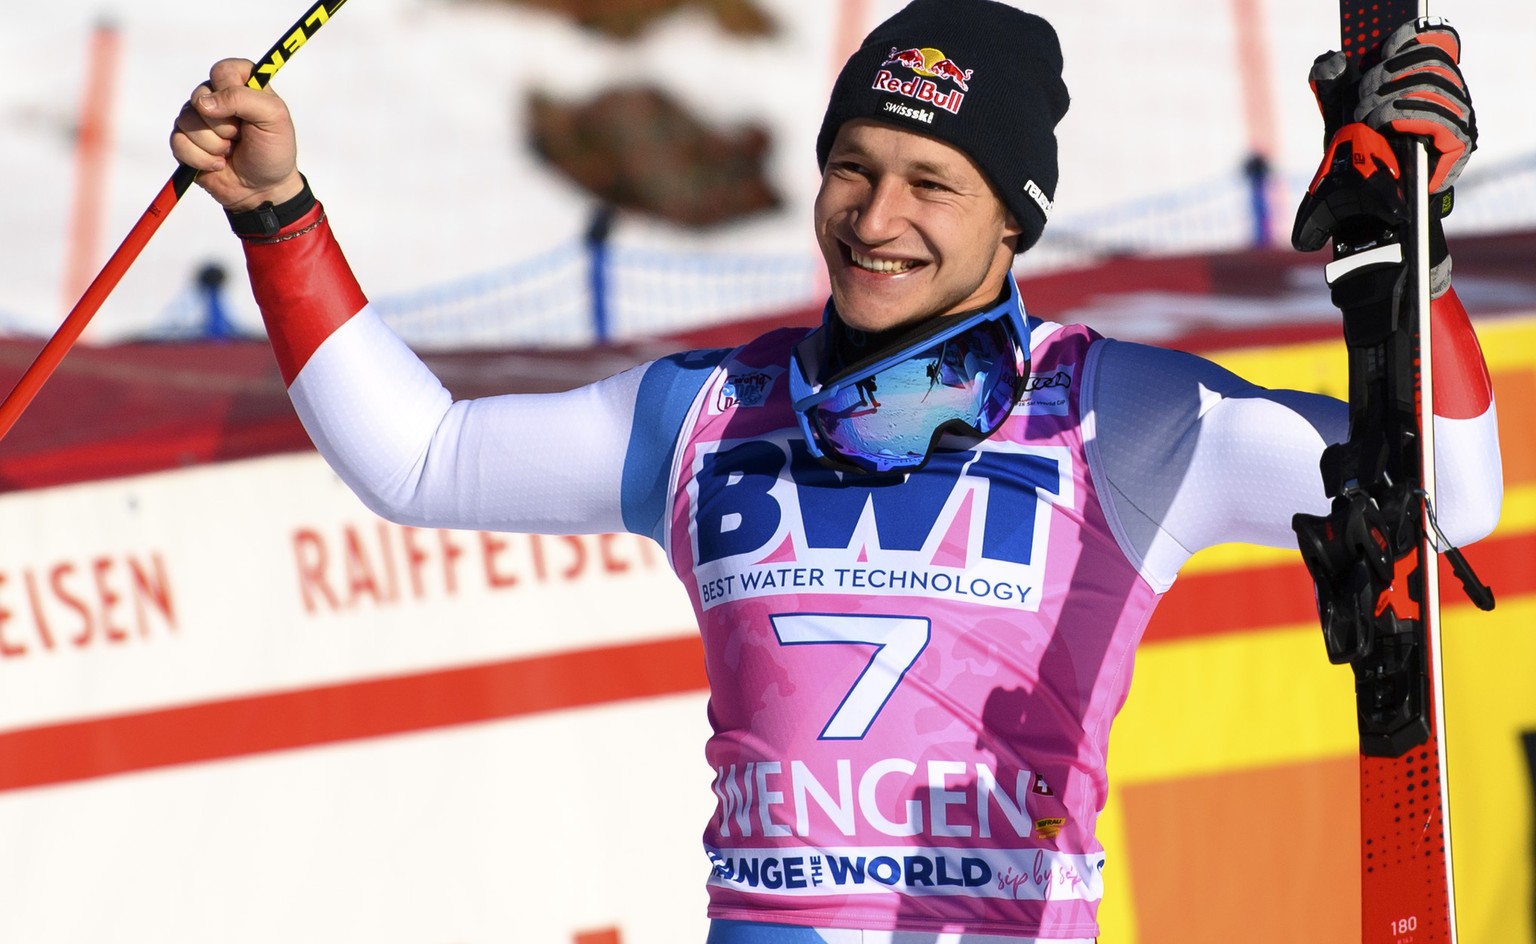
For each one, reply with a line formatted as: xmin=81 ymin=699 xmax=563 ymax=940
xmin=621 ymin=347 xmax=731 ymax=542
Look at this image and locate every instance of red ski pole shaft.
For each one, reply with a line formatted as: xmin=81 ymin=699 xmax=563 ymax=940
xmin=0 ymin=0 xmax=349 ymax=445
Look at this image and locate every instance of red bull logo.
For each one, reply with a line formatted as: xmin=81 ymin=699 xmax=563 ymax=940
xmin=873 ymin=46 xmax=973 ymax=115
xmin=881 ymin=47 xmax=974 ymax=91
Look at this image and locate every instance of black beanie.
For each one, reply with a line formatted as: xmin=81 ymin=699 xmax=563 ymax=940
xmin=816 ymin=0 xmax=1070 ymax=252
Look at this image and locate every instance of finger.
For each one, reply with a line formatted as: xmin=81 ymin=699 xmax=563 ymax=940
xmin=1378 ymin=48 xmax=1466 ymax=99
xmin=174 ymin=79 xmax=241 ymax=146
xmin=170 ymin=99 xmax=232 ymax=170
xmin=192 ymin=58 xmax=275 ymax=139
xmin=1380 ymin=18 xmax=1462 ymax=64
xmin=1373 ymin=111 xmax=1473 ymax=192
xmin=1355 ymin=44 xmax=1473 ymax=132
xmin=1369 ymin=76 xmax=1471 ymax=125
xmin=168 ymin=78 xmax=235 ymax=149
xmin=170 ymin=86 xmax=238 ymax=158
xmin=192 ymin=72 xmax=292 ymax=137
xmin=1307 ymin=49 xmax=1355 ymax=129
xmin=192 ymin=90 xmax=246 ymax=141
xmin=207 ymin=57 xmax=257 ymax=92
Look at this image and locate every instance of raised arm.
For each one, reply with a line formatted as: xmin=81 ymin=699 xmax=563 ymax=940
xmin=171 ymin=59 xmax=715 ymax=539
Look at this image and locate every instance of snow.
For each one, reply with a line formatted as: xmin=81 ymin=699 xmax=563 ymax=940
xmin=0 ymin=0 xmax=1530 ymax=343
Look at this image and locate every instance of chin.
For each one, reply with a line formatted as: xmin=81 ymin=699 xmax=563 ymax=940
xmin=829 ymin=283 xmax=921 ymax=334
xmin=830 ymin=297 xmax=909 ymax=334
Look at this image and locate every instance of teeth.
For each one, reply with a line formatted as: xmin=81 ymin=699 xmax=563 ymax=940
xmin=852 ymin=250 xmax=916 ymax=274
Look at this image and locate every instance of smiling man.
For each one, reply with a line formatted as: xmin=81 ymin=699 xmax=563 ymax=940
xmin=171 ymin=1 xmax=1501 ymax=941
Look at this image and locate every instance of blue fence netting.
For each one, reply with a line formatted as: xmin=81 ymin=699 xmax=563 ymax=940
xmin=121 ymin=149 xmax=1536 ymax=348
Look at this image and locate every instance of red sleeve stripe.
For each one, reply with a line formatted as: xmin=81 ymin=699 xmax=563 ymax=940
xmin=242 ymin=203 xmax=369 ymax=386
xmin=1430 ymin=285 xmax=1495 ymax=420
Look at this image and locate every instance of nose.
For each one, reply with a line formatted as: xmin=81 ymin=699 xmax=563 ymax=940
xmin=849 ymin=176 xmax=909 ymax=246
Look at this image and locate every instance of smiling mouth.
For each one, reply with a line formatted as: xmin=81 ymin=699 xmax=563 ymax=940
xmin=849 ymin=248 xmax=919 ymax=274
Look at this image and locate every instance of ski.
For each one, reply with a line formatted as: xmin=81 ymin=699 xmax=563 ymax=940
xmin=1288 ymin=1 xmax=1494 ymax=941
xmin=1339 ymin=7 xmax=1455 ymax=938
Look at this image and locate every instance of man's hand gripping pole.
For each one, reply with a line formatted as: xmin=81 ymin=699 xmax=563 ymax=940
xmin=0 ymin=0 xmax=349 ymax=446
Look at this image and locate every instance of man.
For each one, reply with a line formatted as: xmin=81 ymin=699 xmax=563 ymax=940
xmin=171 ymin=1 xmax=1500 ymax=940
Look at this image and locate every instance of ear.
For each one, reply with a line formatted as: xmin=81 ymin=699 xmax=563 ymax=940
xmin=1002 ymin=209 xmax=1025 ymax=253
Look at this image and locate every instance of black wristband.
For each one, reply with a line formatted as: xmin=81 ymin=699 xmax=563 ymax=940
xmin=226 ymin=175 xmax=316 ymax=237
xmin=1432 ymin=186 xmax=1455 ymax=222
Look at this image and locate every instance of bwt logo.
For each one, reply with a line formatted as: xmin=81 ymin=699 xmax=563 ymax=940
xmin=689 ymin=438 xmax=1070 ymax=570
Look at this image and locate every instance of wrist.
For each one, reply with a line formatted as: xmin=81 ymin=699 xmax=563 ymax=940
xmin=226 ymin=174 xmax=316 ymax=238
xmin=1429 ymin=192 xmax=1451 ymax=298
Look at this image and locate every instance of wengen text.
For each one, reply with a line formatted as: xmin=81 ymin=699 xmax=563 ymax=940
xmin=712 ymin=758 xmax=1037 ymax=840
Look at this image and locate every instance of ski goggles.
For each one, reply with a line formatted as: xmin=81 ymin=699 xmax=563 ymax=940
xmin=788 ymin=290 xmax=1030 ymax=475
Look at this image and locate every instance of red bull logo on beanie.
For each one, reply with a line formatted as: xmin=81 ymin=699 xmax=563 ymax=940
xmin=873 ymin=46 xmax=972 ymax=115
xmin=881 ymin=46 xmax=973 ymax=91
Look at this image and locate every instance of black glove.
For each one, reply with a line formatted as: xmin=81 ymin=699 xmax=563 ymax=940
xmin=1292 ymin=18 xmax=1472 ymax=296
xmin=1355 ymin=18 xmax=1477 ymax=195
xmin=1291 ymin=54 xmax=1408 ymax=254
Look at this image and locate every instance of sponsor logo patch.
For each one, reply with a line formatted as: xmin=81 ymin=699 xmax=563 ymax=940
xmin=1019 ymin=366 xmax=1073 ymax=416
xmin=718 ymin=368 xmax=779 ymax=411
xmin=872 ymin=45 xmax=973 ymax=116
xmin=688 ymin=435 xmax=1074 ymax=614
xmin=1023 ymin=179 xmax=1054 ymax=218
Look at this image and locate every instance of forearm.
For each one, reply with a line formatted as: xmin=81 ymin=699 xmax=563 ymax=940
xmin=1427 ymin=284 xmax=1502 ymax=545
xmin=1429 ymin=284 xmax=1493 ymax=421
xmin=242 ymin=198 xmax=364 ymax=385
xmin=243 ymin=200 xmax=637 ymax=535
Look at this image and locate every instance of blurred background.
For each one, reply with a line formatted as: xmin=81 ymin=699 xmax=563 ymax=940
xmin=1 ymin=0 xmax=1533 ymax=348
xmin=1 ymin=3 xmax=1534 ymax=943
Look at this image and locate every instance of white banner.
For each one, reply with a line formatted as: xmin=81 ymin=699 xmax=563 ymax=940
xmin=0 ymin=453 xmax=715 ymax=944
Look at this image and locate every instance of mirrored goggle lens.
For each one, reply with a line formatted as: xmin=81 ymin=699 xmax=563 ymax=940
xmin=800 ymin=318 xmax=1022 ymax=474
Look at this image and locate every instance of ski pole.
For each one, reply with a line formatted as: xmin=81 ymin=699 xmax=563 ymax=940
xmin=0 ymin=0 xmax=350 ymax=445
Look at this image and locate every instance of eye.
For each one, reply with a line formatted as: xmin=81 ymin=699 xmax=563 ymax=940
xmin=828 ymin=159 xmax=870 ymax=179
